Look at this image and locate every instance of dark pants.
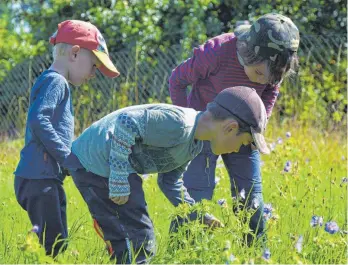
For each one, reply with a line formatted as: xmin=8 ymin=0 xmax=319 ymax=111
xmin=71 ymin=168 xmax=155 ymax=264
xmin=183 ymin=141 xmax=265 ymax=244
xmin=14 ymin=176 xmax=68 ymax=257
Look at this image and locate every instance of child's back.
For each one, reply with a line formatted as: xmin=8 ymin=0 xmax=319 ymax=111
xmin=15 ymin=69 xmax=73 ymax=180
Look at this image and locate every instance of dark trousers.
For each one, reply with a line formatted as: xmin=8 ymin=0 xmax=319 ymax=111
xmin=14 ymin=176 xmax=68 ymax=257
xmin=71 ymin=168 xmax=155 ymax=264
xmin=183 ymin=141 xmax=266 ymax=245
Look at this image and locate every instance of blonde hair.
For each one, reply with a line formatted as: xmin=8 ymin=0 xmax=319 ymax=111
xmin=52 ymin=43 xmax=72 ymax=60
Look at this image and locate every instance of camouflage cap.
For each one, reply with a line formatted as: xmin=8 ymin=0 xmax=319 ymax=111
xmin=235 ymin=13 xmax=300 ymax=62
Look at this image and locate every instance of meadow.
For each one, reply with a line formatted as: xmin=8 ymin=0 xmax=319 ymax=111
xmin=0 ymin=123 xmax=346 ymax=264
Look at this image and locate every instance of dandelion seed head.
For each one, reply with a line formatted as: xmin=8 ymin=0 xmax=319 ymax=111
xmin=269 ymin=142 xmax=276 ymax=152
xmin=295 ymin=235 xmax=303 ymax=253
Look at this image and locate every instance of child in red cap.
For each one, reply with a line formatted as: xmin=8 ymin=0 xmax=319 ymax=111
xmin=14 ymin=20 xmax=119 ymax=257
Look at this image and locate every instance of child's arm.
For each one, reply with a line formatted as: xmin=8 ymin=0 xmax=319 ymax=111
xmin=168 ymin=37 xmax=221 ymax=107
xmin=28 ymin=78 xmax=80 ymax=169
xmin=109 ymin=113 xmax=142 ymax=204
xmin=159 ymin=164 xmax=224 ymax=229
xmin=157 ymin=163 xmax=195 ymax=207
xmin=261 ymin=83 xmax=280 ymax=118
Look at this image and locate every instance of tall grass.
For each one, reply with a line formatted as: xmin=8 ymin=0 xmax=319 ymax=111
xmin=0 ymin=123 xmax=346 ymax=264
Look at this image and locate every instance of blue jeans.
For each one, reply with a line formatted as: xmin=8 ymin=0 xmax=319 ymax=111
xmin=183 ymin=141 xmax=265 ymax=244
xmin=71 ymin=169 xmax=155 ymax=264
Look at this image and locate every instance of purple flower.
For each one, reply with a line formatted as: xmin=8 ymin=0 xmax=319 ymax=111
xmin=263 ymin=204 xmax=273 ymax=221
xmin=310 ymin=215 xmax=323 ymax=227
xmin=325 ymin=221 xmax=339 ymax=234
xmin=283 ymin=161 xmax=292 ymax=172
xmin=262 ymin=248 xmax=271 ymax=260
xmin=31 ymin=225 xmax=39 ymax=233
xmin=286 ymin=132 xmax=291 ymax=138
xmin=341 ymin=177 xmax=348 ymax=186
xmin=217 ymin=198 xmax=227 ymax=207
xmin=295 ymin=235 xmax=303 ymax=253
xmin=277 ymin=137 xmax=283 ymax=144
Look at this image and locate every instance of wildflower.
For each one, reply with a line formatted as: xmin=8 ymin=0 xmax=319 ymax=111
xmin=342 ymin=156 xmax=345 ymax=161
xmin=310 ymin=215 xmax=323 ymax=227
xmin=305 ymin=158 xmax=310 ymax=164
xmin=31 ymin=225 xmax=39 ymax=233
xmin=215 ymin=177 xmax=221 ymax=185
xmin=324 ymin=221 xmax=339 ymax=234
xmin=277 ymin=137 xmax=283 ymax=144
xmin=340 ymin=177 xmax=348 ymax=187
xmin=286 ymin=132 xmax=291 ymax=138
xmin=263 ymin=204 xmax=273 ymax=221
xmin=260 ymin=160 xmax=265 ymax=167
xmin=218 ymin=198 xmax=228 ymax=208
xmin=295 ymin=235 xmax=303 ymax=253
xmin=262 ymin=248 xmax=271 ymax=260
xmin=283 ymin=161 xmax=291 ymax=172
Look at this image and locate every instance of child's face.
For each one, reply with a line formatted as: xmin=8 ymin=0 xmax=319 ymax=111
xmin=210 ymin=119 xmax=253 ymax=155
xmin=68 ymin=46 xmax=100 ymax=86
xmin=244 ymin=62 xmax=269 ymax=84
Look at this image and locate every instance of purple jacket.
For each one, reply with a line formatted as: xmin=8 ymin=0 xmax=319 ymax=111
xmin=169 ymin=33 xmax=280 ymax=117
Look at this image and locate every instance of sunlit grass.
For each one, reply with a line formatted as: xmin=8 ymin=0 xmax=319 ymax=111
xmin=0 ymin=123 xmax=346 ymax=264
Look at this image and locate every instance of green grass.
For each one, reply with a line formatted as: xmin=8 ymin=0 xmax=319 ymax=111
xmin=0 ymin=124 xmax=346 ymax=264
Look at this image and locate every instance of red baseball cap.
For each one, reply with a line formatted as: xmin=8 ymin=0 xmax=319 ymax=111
xmin=49 ymin=20 xmax=120 ymax=78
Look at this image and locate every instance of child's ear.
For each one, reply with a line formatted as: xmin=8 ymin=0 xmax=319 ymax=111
xmin=70 ymin=45 xmax=81 ymax=60
xmin=223 ymin=119 xmax=238 ymax=134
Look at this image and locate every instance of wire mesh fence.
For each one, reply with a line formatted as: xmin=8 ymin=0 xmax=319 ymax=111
xmin=0 ymin=33 xmax=346 ymax=140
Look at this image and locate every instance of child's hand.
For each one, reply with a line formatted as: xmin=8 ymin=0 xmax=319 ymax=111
xmin=203 ymin=213 xmax=224 ymax=229
xmin=110 ymin=195 xmax=129 ymax=205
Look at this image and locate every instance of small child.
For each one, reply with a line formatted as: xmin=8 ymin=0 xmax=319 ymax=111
xmin=14 ymin=20 xmax=119 ymax=257
xmin=169 ymin=13 xmax=300 ymax=245
xmin=68 ymin=86 xmax=270 ymax=263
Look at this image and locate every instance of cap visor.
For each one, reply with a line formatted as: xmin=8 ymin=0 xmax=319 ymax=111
xmin=234 ymin=24 xmax=251 ymax=40
xmin=92 ymin=50 xmax=120 ymax=78
xmin=251 ymin=127 xmax=270 ymax=155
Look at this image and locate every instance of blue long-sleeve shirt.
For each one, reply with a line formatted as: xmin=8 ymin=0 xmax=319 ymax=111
xmin=72 ymin=104 xmax=203 ymax=205
xmin=15 ymin=70 xmax=82 ymax=180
